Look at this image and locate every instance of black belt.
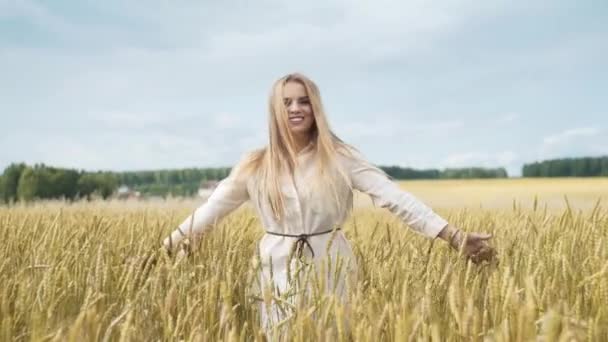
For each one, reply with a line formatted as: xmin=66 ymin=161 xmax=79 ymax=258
xmin=265 ymin=227 xmax=341 ymax=262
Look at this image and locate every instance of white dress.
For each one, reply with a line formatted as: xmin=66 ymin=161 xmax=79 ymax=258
xmin=164 ymin=143 xmax=449 ymax=336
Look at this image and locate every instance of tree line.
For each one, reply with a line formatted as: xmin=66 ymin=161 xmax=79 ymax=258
xmin=0 ymin=163 xmax=119 ymax=203
xmin=380 ymin=166 xmax=508 ymax=179
xmin=116 ymin=168 xmax=231 ymax=197
xmin=0 ymin=163 xmax=233 ymax=203
xmin=3 ymin=156 xmax=605 ymax=203
xmin=0 ymin=160 xmax=513 ymax=203
xmin=522 ymin=156 xmax=608 ymax=177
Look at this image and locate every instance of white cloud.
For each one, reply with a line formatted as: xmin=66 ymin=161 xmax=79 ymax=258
xmin=32 ymin=137 xmax=108 ymax=170
xmin=236 ymin=131 xmax=267 ymax=151
xmin=0 ymin=1 xmax=64 ymax=26
xmin=27 ymin=132 xmax=219 ymax=171
xmin=2 ymin=0 xmax=517 ymax=74
xmin=443 ymin=150 xmax=519 ymax=171
xmin=538 ymin=126 xmax=606 ymax=161
xmin=185 ymin=0 xmax=527 ymax=80
xmin=340 ymin=121 xmax=388 ymax=139
xmin=542 ymin=127 xmax=600 ymax=146
xmin=409 ymin=120 xmax=465 ymax=134
xmin=496 ymin=151 xmax=518 ymax=165
xmin=213 ymin=113 xmax=243 ymax=130
xmin=496 ymin=112 xmax=519 ymax=124
xmin=94 ymin=110 xmax=191 ymax=129
xmin=444 ymin=152 xmax=482 ymax=166
xmin=340 ymin=115 xmax=463 ymax=140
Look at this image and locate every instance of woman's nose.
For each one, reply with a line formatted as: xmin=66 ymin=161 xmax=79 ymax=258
xmin=288 ymin=102 xmax=300 ymax=113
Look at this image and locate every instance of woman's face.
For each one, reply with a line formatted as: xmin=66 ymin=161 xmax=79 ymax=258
xmin=282 ymin=81 xmax=316 ymax=137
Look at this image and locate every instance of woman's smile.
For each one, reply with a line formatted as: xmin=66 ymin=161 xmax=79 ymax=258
xmin=289 ymin=115 xmax=305 ymax=124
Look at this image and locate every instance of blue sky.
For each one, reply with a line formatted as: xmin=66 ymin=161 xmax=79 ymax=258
xmin=1 ymin=0 xmax=606 ymax=176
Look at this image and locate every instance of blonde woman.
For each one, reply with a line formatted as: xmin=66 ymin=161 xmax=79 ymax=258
xmin=162 ymin=73 xmax=496 ymax=337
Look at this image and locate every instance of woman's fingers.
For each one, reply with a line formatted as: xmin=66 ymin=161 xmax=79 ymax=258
xmin=469 ymin=245 xmax=497 ymax=264
xmin=463 ymin=233 xmax=496 ymax=264
xmin=472 ymin=232 xmax=493 ymax=241
xmin=450 ymin=231 xmax=497 ymax=264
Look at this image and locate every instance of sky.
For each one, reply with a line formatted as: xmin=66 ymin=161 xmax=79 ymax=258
xmin=1 ymin=0 xmax=606 ymax=177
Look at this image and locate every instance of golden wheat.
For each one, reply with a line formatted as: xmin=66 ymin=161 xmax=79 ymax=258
xmin=0 ymin=179 xmax=607 ymax=341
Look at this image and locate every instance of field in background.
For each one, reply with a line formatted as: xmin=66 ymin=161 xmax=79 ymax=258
xmin=354 ymin=177 xmax=608 ymax=211
xmin=1 ymin=178 xmax=607 ymax=340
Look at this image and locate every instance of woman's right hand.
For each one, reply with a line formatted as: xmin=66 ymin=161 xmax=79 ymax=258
xmin=161 ymin=239 xmax=191 ymax=262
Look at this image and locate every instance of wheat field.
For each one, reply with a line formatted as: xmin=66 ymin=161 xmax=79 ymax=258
xmin=1 ymin=178 xmax=607 ymax=341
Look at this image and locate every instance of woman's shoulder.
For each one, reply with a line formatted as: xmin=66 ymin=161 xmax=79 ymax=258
xmin=334 ymin=143 xmax=366 ymax=165
xmin=232 ymin=147 xmax=267 ymax=178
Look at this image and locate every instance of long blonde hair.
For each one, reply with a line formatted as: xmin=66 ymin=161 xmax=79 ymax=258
xmin=235 ymin=73 xmax=363 ymax=223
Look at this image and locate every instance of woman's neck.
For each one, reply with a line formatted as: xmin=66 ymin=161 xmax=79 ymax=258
xmin=293 ymin=135 xmax=313 ymax=153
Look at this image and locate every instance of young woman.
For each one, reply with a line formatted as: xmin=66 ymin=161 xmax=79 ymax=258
xmin=162 ymin=73 xmax=496 ymax=336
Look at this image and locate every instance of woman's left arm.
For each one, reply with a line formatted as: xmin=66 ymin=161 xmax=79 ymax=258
xmin=343 ymin=149 xmax=496 ymax=263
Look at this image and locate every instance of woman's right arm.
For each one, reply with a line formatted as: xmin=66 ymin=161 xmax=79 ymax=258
xmin=162 ymin=153 xmax=251 ymax=253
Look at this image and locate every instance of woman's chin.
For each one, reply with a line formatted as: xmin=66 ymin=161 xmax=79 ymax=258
xmin=289 ymin=126 xmax=312 ymax=135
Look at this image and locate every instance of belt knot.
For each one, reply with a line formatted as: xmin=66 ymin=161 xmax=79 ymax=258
xmin=265 ymin=227 xmax=341 ymax=263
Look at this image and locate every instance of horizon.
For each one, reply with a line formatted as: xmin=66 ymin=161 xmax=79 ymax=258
xmin=4 ymin=154 xmax=607 ymax=179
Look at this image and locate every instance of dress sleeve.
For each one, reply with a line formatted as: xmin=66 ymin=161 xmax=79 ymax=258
xmin=343 ymin=148 xmax=448 ymax=239
xmin=162 ymin=153 xmax=251 ymax=249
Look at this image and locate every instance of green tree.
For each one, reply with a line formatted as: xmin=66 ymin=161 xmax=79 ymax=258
xmin=77 ymin=172 xmax=118 ymax=200
xmin=0 ymin=175 xmax=4 ymax=203
xmin=1 ymin=163 xmax=27 ymax=203
xmin=49 ymin=169 xmax=80 ymax=199
xmin=16 ymin=166 xmax=46 ymax=201
xmin=523 ymin=156 xmax=608 ymax=177
xmin=602 ymin=157 xmax=608 ymax=176
xmin=98 ymin=172 xmax=118 ymax=199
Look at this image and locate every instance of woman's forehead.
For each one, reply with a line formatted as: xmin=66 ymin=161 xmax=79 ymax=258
xmin=282 ymin=81 xmax=308 ymax=98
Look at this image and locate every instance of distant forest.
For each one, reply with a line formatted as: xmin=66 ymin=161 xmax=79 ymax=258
xmin=0 ymin=156 xmax=605 ymax=202
xmin=0 ymin=163 xmax=231 ymax=203
xmin=380 ymin=166 xmax=507 ymax=180
xmin=522 ymin=156 xmax=608 ymax=177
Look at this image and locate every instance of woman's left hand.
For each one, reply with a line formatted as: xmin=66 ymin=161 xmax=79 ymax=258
xmin=454 ymin=231 xmax=497 ymax=264
xmin=439 ymin=225 xmax=497 ymax=264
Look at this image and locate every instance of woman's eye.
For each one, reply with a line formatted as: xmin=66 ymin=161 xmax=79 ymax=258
xmin=300 ymin=99 xmax=310 ymax=104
